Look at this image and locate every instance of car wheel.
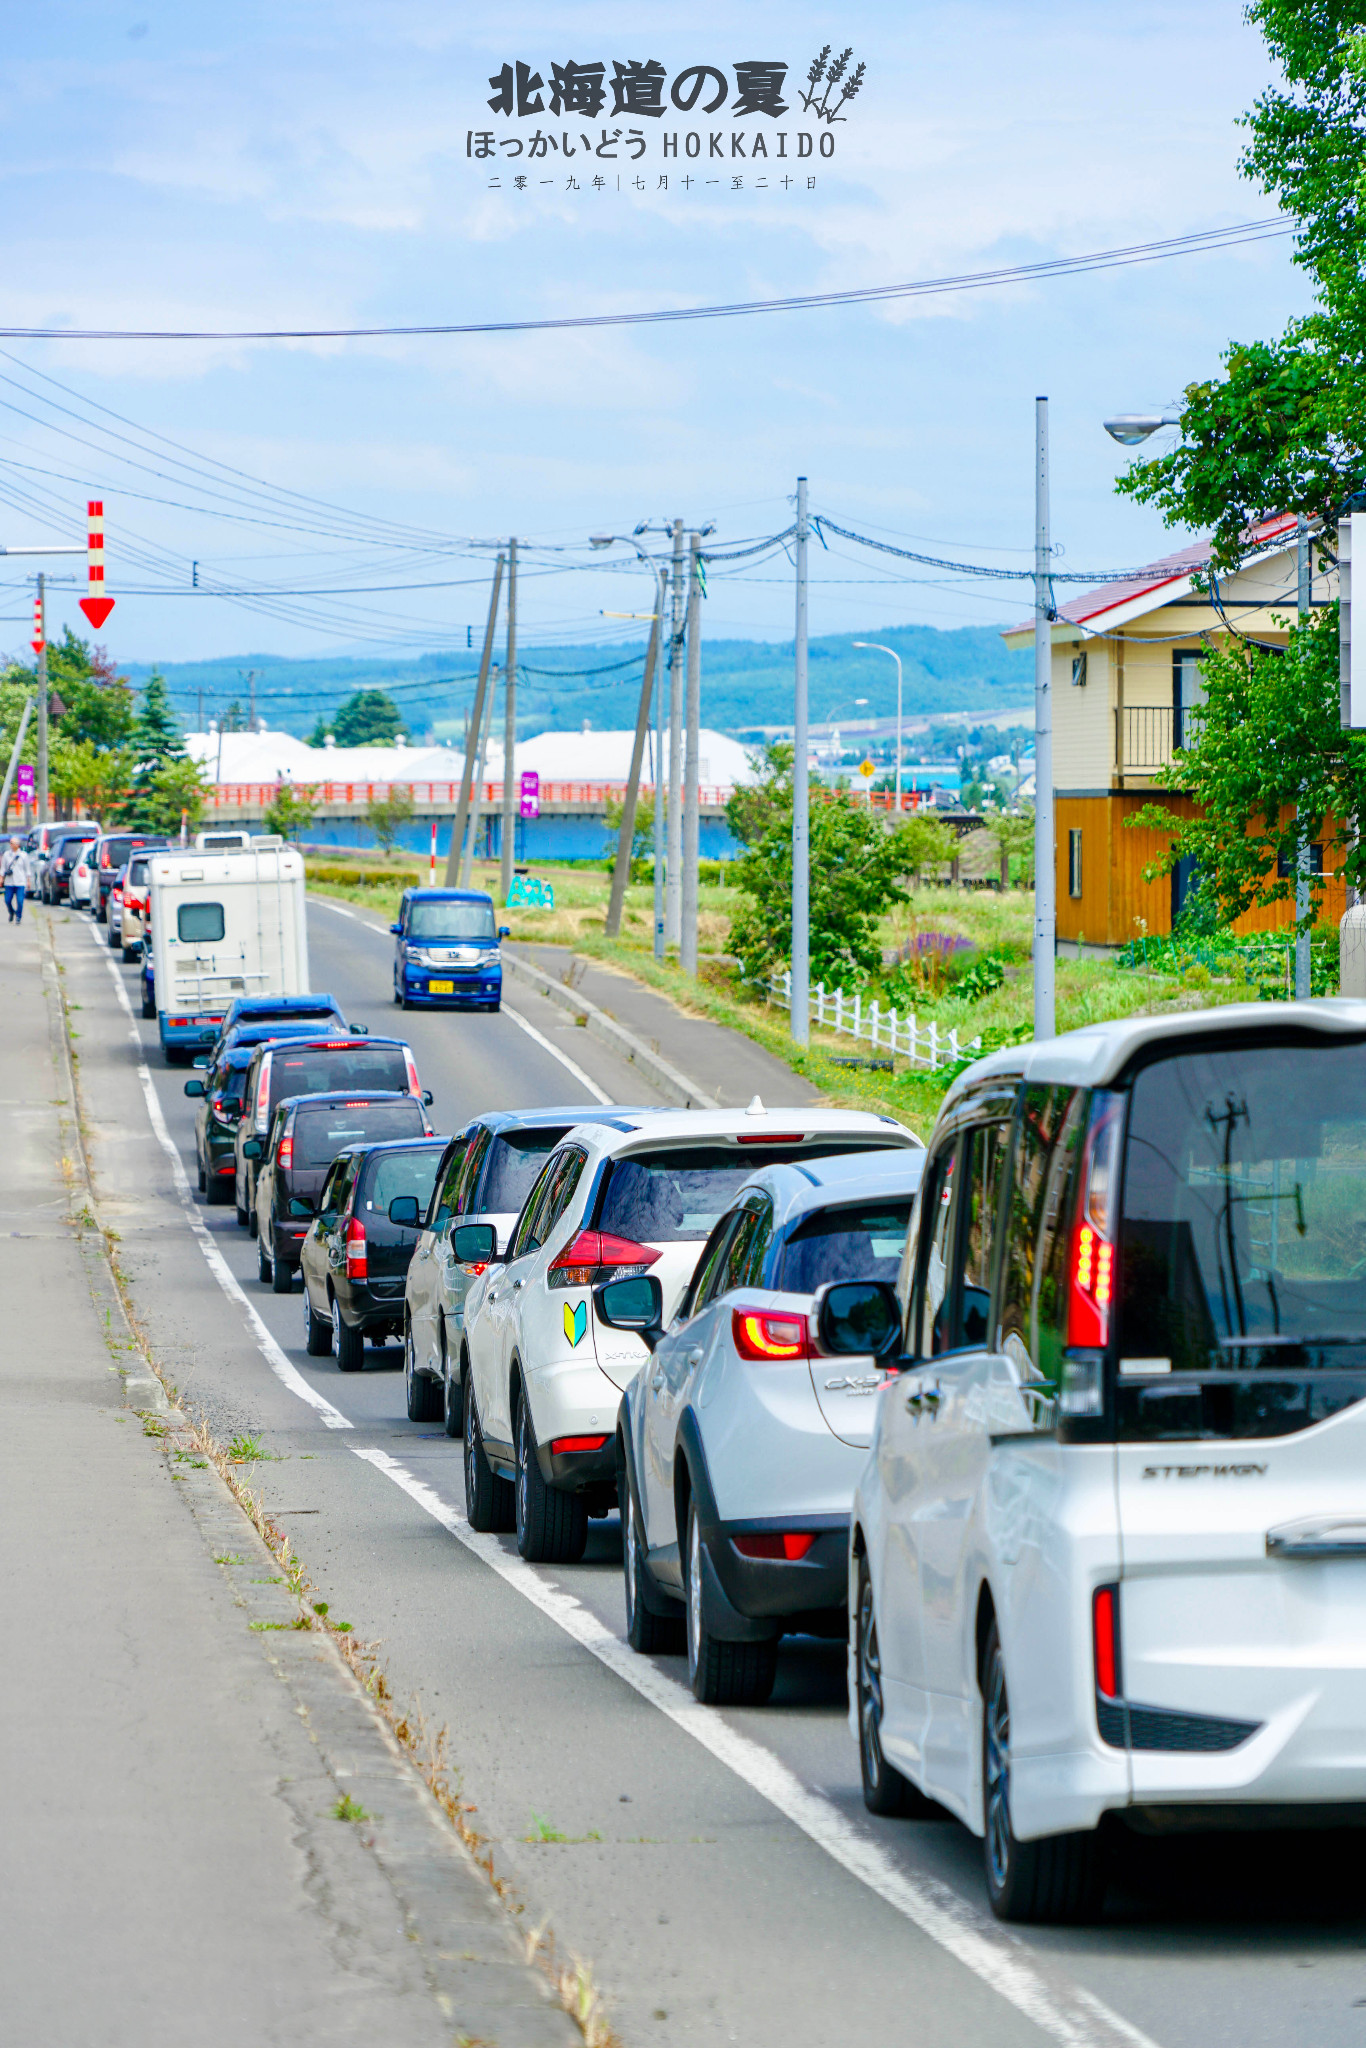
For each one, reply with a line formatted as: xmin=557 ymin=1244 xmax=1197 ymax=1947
xmin=257 ymin=1233 xmax=272 ymax=1284
xmin=514 ymin=1384 xmax=587 ymax=1564
xmin=234 ymin=1185 xmax=249 ymax=1227
xmin=441 ymin=1327 xmax=464 ymax=1439
xmin=248 ymin=1199 xmax=258 ymax=1237
xmin=981 ymin=1620 xmax=1108 ymax=1923
xmin=141 ymin=989 xmax=156 ymax=1021
xmin=332 ymin=1297 xmax=365 ymax=1373
xmin=621 ymin=1448 xmax=684 ymax=1655
xmin=197 ymin=1152 xmax=206 ymax=1194
xmin=856 ymin=1556 xmax=936 ymax=1816
xmin=405 ymin=1320 xmax=442 ymax=1422
xmin=303 ymin=1285 xmax=332 ymax=1357
xmin=121 ymin=942 xmax=138 ymax=964
xmin=206 ymin=1172 xmax=231 ymax=1207
xmin=463 ymin=1377 xmax=514 ymax=1532
xmin=685 ymin=1501 xmax=776 ymax=1707
xmin=271 ymin=1242 xmax=293 ymax=1294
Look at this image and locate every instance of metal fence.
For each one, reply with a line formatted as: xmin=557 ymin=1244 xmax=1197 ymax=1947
xmin=767 ymin=967 xmax=981 ymax=1071
xmin=1117 ymin=705 xmax=1175 ymax=775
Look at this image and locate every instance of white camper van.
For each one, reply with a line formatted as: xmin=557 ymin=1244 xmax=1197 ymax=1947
xmin=147 ymin=844 xmax=310 ymax=1063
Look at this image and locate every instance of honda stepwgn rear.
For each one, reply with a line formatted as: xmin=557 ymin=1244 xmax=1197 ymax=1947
xmin=846 ymin=1003 xmax=1366 ymax=1925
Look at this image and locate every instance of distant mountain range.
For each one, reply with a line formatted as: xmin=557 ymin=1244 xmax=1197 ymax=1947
xmin=124 ymin=621 xmax=1031 ymax=741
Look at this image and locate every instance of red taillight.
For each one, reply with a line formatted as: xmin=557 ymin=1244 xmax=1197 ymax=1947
xmin=255 ymin=1056 xmax=271 ymax=1130
xmin=550 ymin=1433 xmax=609 ymax=1455
xmin=732 ymin=1532 xmax=817 ymax=1561
xmin=170 ymin=1016 xmax=190 ymax=1027
xmin=277 ymin=1136 xmax=293 ymax=1168
xmin=547 ymin=1229 xmax=660 ymax=1290
xmin=731 ymin=1307 xmax=810 ymax=1361
xmin=404 ymin=1049 xmax=421 ymax=1097
xmin=736 ymin=1132 xmax=805 ymax=1145
xmin=1093 ymin=1585 xmax=1120 ymax=1699
xmin=345 ymin=1216 xmax=368 ymax=1280
xmin=1066 ymin=1096 xmax=1122 ymax=1350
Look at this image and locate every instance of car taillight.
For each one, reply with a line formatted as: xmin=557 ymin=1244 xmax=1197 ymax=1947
xmin=551 ymin=1433 xmax=609 ymax=1455
xmin=1066 ymin=1094 xmax=1123 ymax=1351
xmin=736 ymin=1132 xmax=805 ymax=1145
xmin=210 ymin=1096 xmax=235 ymax=1127
xmin=547 ymin=1229 xmax=660 ymax=1290
xmin=1093 ymin=1584 xmax=1121 ymax=1701
xmin=277 ymin=1136 xmax=293 ymax=1168
xmin=345 ymin=1217 xmax=368 ymax=1280
xmin=404 ymin=1049 xmax=421 ymax=1096
xmin=732 ymin=1532 xmax=817 ymax=1561
xmin=731 ymin=1307 xmax=810 ymax=1361
xmin=254 ymin=1057 xmax=271 ymax=1131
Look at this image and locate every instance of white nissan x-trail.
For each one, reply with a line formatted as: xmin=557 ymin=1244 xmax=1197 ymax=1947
xmin=835 ymin=1003 xmax=1366 ymax=1924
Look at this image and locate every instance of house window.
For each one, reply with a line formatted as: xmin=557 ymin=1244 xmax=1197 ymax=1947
xmin=1277 ymin=844 xmax=1324 ymax=879
xmin=1173 ymin=650 xmax=1204 ymax=749
xmin=1068 ymin=829 xmax=1083 ymax=899
xmin=1071 ymin=651 xmax=1088 ymax=688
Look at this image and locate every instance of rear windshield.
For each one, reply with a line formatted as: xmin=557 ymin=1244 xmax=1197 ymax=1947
xmin=128 ymin=860 xmax=150 ymax=886
xmin=598 ymin=1143 xmax=896 ymax=1244
xmin=407 ymin=900 xmax=496 ymax=942
xmin=776 ymin=1199 xmax=913 ymax=1293
xmin=1121 ymin=1040 xmax=1366 ymax=1370
xmin=481 ymin=1127 xmax=570 ymax=1212
xmin=218 ymin=1068 xmax=249 ymax=1113
xmin=294 ymin=1101 xmax=425 ymax=1169
xmin=365 ymin=1148 xmax=442 ymax=1215
xmin=269 ymin=1046 xmax=408 ymax=1107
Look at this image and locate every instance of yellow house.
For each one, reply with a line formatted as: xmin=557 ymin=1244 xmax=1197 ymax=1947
xmin=1002 ymin=515 xmax=1340 ymax=947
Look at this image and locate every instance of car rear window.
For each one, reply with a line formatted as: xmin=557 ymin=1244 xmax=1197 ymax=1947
xmin=219 ymin=1068 xmax=249 ymax=1113
xmin=294 ymin=1100 xmax=426 ymax=1169
xmin=365 ymin=1148 xmax=443 ymax=1214
xmin=178 ymin=902 xmax=225 ymax=942
xmin=597 ymin=1142 xmax=896 ymax=1244
xmin=268 ymin=1046 xmax=408 ymax=1109
xmin=776 ymin=1200 xmax=914 ymax=1294
xmin=480 ymin=1127 xmax=570 ymax=1212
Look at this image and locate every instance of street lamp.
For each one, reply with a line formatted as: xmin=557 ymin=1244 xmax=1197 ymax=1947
xmin=590 ymin=532 xmax=669 ymax=957
xmin=853 ymin=643 xmax=903 ymax=810
xmin=1102 ymin=407 xmax=1182 ymax=446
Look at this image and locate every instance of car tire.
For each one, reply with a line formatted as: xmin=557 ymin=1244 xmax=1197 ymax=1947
xmin=121 ymin=942 xmax=138 ymax=964
xmin=248 ymin=1201 xmax=258 ymax=1237
xmin=303 ymin=1286 xmax=332 ymax=1357
xmin=235 ymin=1186 xmax=249 ymax=1227
xmin=141 ymin=990 xmax=156 ymax=1021
xmin=206 ymin=1172 xmax=231 ymax=1207
xmin=107 ymin=919 xmax=120 ymax=948
xmin=257 ymin=1234 xmax=272 ymax=1284
xmin=405 ymin=1321 xmax=442 ymax=1422
xmin=332 ymin=1296 xmax=365 ymax=1373
xmin=271 ymin=1243 xmax=293 ymax=1293
xmin=197 ymin=1153 xmax=206 ymax=1194
xmin=621 ymin=1448 xmax=684 ymax=1655
xmin=514 ymin=1385 xmax=588 ymax=1564
xmin=981 ymin=1620 xmax=1108 ymax=1924
xmin=441 ymin=1328 xmax=464 ymax=1439
xmin=463 ymin=1379 xmax=514 ymax=1532
xmin=685 ymin=1501 xmax=776 ymax=1707
xmin=856 ymin=1556 xmax=939 ymax=1817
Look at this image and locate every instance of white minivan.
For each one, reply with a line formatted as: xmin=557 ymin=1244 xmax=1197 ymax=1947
xmin=833 ymin=1002 xmax=1366 ymax=1923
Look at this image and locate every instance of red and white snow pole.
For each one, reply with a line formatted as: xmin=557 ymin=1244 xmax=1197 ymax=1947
xmin=430 ymin=816 xmax=437 ymax=883
xmin=78 ymin=500 xmax=115 ymax=631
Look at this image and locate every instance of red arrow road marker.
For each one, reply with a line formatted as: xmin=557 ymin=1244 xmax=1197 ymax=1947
xmin=30 ymin=591 xmax=43 ymax=655
xmin=78 ymin=499 xmax=115 ymax=630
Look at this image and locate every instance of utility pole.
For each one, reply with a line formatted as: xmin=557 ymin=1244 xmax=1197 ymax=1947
xmin=36 ymin=572 xmax=48 ymax=825
xmin=1033 ymin=397 xmax=1056 ymax=1040
xmin=461 ymin=664 xmax=499 ymax=886
xmin=792 ymin=477 xmax=810 ymax=1047
xmin=1296 ymin=513 xmax=1312 ymax=1000
xmin=447 ymin=553 xmax=504 ymax=884
xmin=665 ymin=519 xmax=685 ymax=947
xmin=501 ymin=538 xmax=517 ymax=901
xmin=606 ymin=606 xmax=661 ymax=940
xmin=0 ymin=694 xmax=34 ymax=828
xmin=681 ymin=534 xmax=702 ymax=975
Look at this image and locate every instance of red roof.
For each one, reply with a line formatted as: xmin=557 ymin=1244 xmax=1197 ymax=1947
xmin=1006 ymin=513 xmax=1299 ymax=636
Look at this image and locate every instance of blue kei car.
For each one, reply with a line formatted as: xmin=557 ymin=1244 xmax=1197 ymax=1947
xmin=391 ymin=888 xmax=510 ymax=1011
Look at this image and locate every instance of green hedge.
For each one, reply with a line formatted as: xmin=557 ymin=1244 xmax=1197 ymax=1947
xmin=306 ymin=862 xmax=421 ymax=887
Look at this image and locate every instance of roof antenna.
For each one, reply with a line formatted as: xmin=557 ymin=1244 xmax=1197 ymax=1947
xmin=745 ymin=1094 xmax=765 ymax=1116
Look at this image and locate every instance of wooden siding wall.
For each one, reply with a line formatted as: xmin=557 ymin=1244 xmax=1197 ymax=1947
xmin=1053 ymin=795 xmax=1349 ymax=946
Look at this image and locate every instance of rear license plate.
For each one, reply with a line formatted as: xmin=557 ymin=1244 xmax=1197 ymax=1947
xmin=429 ymin=979 xmax=455 ymax=993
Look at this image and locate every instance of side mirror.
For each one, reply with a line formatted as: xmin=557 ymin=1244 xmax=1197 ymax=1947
xmin=813 ymin=1279 xmax=903 ymax=1359
xmin=242 ymin=1137 xmax=264 ymax=1161
xmin=183 ymin=1078 xmax=205 ymax=1098
xmin=288 ymin=1195 xmax=316 ymax=1219
xmin=350 ymin=1022 xmax=369 ymax=1034
xmin=594 ymin=1274 xmax=666 ymax=1353
xmin=498 ymin=925 xmax=511 ymax=939
xmin=388 ymin=1195 xmax=421 ymax=1227
xmin=422 ymin=1089 xmax=434 ymax=1107
xmin=389 ymin=923 xmax=402 ymax=936
xmin=451 ymin=1221 xmax=497 ymax=1265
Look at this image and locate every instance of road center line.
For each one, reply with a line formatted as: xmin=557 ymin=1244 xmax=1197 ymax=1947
xmin=85 ymin=929 xmax=353 ymax=1431
xmin=352 ymin=1443 xmax=1161 ymax=2048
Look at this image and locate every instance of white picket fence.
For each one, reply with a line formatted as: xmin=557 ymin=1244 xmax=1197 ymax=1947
xmin=767 ymin=968 xmax=981 ymax=1072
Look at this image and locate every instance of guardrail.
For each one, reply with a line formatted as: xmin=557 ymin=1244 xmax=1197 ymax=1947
xmin=767 ymin=967 xmax=981 ymax=1071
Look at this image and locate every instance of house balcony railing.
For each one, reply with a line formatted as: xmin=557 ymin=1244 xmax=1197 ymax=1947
xmin=1116 ymin=704 xmax=1177 ymax=778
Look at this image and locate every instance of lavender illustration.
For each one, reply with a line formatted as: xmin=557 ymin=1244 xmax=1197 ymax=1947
xmin=799 ymin=44 xmax=832 ymax=113
xmin=800 ymin=46 xmax=866 ymax=124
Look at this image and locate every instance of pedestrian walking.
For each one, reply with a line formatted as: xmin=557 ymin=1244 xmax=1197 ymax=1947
xmin=2 ymin=837 xmax=33 ymax=924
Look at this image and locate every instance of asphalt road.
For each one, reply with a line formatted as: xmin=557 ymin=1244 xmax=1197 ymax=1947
xmin=53 ymin=896 xmax=1366 ymax=2048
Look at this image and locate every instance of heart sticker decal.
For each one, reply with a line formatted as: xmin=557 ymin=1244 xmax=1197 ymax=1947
xmin=563 ymin=1299 xmax=587 ymax=1347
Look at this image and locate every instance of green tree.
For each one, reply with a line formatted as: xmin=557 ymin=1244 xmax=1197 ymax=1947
xmin=981 ymin=806 xmax=1036 ymax=888
xmin=603 ymin=789 xmax=654 ymax=879
xmin=306 ymin=715 xmax=332 ymax=748
xmin=729 ymin=784 xmax=916 ymax=988
xmin=1129 ymin=609 xmax=1366 ymax=931
xmin=366 ymin=784 xmax=415 ymax=853
xmin=333 ymin=689 xmax=405 ymax=746
xmin=136 ymin=754 xmax=211 ymax=837
xmin=118 ymin=669 xmax=185 ymax=823
xmin=50 ymin=738 xmax=136 ymax=818
xmin=896 ymin=810 xmax=958 ymax=884
xmin=264 ymin=782 xmax=318 ymax=840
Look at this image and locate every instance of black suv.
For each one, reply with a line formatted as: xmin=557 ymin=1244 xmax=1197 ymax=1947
xmin=90 ymin=831 xmax=168 ymax=920
xmin=234 ymin=1034 xmax=428 ymax=1226
xmin=301 ymin=1137 xmax=446 ymax=1369
xmin=248 ymin=1091 xmax=432 ymax=1292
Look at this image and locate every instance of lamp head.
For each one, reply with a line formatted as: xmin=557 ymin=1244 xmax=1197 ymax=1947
xmin=631 ymin=521 xmax=648 ymax=537
xmin=589 ymin=532 xmax=615 ymax=549
xmin=699 ymin=522 xmax=716 ymax=538
xmin=1103 ymin=407 xmax=1182 ymax=447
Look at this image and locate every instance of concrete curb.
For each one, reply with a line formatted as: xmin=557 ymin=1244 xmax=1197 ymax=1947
xmin=502 ymin=946 xmax=720 ymax=1110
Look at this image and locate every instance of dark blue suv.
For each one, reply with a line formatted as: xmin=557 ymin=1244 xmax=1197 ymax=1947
xmin=391 ymin=889 xmax=509 ymax=1011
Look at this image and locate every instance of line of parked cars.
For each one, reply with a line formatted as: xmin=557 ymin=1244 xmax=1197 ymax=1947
xmin=152 ymin=957 xmax=1366 ymax=1924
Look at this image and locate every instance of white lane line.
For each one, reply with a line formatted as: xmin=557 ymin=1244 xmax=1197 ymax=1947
xmin=353 ymin=1444 xmax=1160 ymax=2048
xmin=310 ymin=893 xmax=612 ymax=1105
xmin=85 ymin=932 xmax=353 ymax=1431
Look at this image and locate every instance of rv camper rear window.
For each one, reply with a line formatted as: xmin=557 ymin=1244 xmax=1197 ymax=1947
xmin=178 ymin=902 xmax=226 ymax=943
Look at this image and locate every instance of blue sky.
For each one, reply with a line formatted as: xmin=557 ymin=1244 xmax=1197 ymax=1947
xmin=0 ymin=1 xmax=1309 ymax=668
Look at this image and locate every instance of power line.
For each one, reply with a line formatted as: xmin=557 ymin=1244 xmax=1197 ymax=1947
xmin=0 ymin=220 xmax=1293 ymax=342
